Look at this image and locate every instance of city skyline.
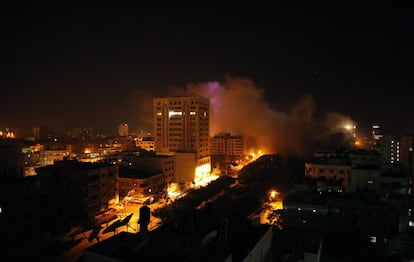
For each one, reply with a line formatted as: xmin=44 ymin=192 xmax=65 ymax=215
xmin=2 ymin=2 xmax=413 ymax=136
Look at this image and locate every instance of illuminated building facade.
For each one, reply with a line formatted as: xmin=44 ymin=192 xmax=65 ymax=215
xmin=118 ymin=123 xmax=129 ymax=137
xmin=305 ymin=161 xmax=351 ymax=191
xmin=305 ymin=150 xmax=393 ymax=193
xmin=153 ymin=96 xmax=211 ymax=184
xmin=0 ymin=127 xmax=17 ymax=139
xmin=22 ymin=145 xmax=72 ymax=176
xmin=118 ymin=170 xmax=165 ymax=199
xmin=210 ymin=133 xmax=246 ymax=174
xmin=377 ymin=135 xmax=401 ymax=165
xmin=175 ymin=152 xmax=197 ymax=184
xmin=371 ymin=124 xmax=383 ymax=149
xmin=210 ymin=133 xmax=245 ymax=157
xmin=115 ymin=153 xmax=175 ymax=192
xmin=153 ymin=96 xmax=210 ymax=157
xmin=39 ymin=149 xmax=70 ymax=166
xmin=135 ymin=136 xmax=155 ymax=152
xmin=305 ymin=158 xmax=351 ymax=191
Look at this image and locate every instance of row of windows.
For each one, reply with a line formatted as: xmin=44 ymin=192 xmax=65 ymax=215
xmin=198 ymin=158 xmax=210 ymax=165
xmin=155 ymin=100 xmax=199 ymax=105
xmin=157 ymin=110 xmax=198 ymax=115
xmin=169 ymin=144 xmax=185 ymax=148
xmin=120 ymin=182 xmax=141 ymax=187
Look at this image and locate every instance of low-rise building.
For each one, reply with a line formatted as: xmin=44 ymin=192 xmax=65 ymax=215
xmin=36 ymin=159 xmax=119 ymax=223
xmin=119 ymin=167 xmax=165 ymax=200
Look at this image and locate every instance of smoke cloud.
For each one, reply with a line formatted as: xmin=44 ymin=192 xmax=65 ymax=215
xmin=183 ymin=76 xmax=355 ymax=157
xmin=130 ymin=76 xmax=356 ymax=157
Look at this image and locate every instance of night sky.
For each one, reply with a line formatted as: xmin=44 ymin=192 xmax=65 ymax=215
xmin=2 ymin=1 xmax=413 ymax=136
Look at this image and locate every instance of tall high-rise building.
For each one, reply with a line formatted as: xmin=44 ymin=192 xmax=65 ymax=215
xmin=118 ymin=123 xmax=129 ymax=137
xmin=153 ymin=96 xmax=211 ymax=185
xmin=378 ymin=135 xmax=401 ymax=165
xmin=153 ymin=96 xmax=210 ymax=158
xmin=371 ymin=123 xmax=383 ymax=149
xmin=372 ymin=124 xmax=382 ymax=139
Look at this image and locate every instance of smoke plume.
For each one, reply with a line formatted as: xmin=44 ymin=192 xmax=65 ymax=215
xmin=184 ymin=76 xmax=355 ymax=157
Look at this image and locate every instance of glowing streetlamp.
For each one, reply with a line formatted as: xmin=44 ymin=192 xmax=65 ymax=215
xmin=269 ymin=190 xmax=278 ymax=201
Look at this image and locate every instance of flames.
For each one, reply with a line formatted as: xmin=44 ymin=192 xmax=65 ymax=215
xmin=194 ymin=162 xmax=218 ymax=187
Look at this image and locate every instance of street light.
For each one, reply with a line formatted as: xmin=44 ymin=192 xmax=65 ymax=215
xmin=123 ymin=189 xmax=135 ymax=215
xmin=269 ymin=190 xmax=278 ymax=201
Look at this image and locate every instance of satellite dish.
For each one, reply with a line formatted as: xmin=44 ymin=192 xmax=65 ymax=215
xmin=103 ymin=219 xmax=122 ymax=234
xmin=200 ymin=230 xmax=218 ymax=246
xmin=118 ymin=213 xmax=133 ymax=227
xmin=88 ymin=225 xmax=102 ymax=242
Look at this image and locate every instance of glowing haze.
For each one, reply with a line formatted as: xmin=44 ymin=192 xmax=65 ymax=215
xmin=132 ymin=76 xmax=356 ymax=157
xmin=185 ymin=76 xmax=356 ymax=157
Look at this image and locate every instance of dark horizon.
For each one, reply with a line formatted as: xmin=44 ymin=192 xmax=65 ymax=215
xmin=2 ymin=1 xmax=413 ymax=136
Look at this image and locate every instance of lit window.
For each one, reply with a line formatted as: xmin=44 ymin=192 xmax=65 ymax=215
xmin=368 ymin=180 xmax=374 ymax=184
xmin=168 ymin=111 xmax=183 ymax=117
xmin=370 ymin=236 xmax=376 ymax=243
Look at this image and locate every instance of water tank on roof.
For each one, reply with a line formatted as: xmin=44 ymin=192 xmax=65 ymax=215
xmin=139 ymin=205 xmax=150 ymax=225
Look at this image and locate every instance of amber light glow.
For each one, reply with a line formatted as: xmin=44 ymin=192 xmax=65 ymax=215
xmin=194 ymin=163 xmax=217 ymax=187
